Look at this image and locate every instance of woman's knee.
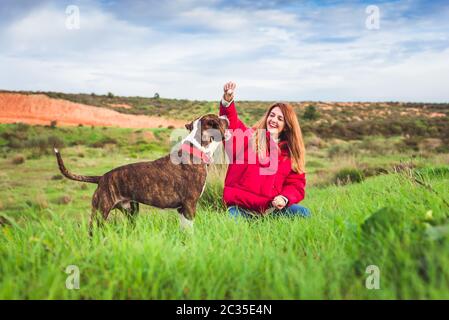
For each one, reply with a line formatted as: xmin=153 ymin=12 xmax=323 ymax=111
xmin=227 ymin=206 xmax=253 ymax=219
xmin=286 ymin=204 xmax=311 ymax=218
xmin=227 ymin=206 xmax=240 ymax=217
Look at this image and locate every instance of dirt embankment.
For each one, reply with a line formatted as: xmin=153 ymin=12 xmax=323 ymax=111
xmin=0 ymin=93 xmax=186 ymax=128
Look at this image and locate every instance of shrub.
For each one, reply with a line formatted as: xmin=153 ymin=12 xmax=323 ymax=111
xmin=107 ymin=92 xmax=114 ymax=98
xmin=305 ymin=136 xmax=326 ymax=149
xmin=327 ymin=142 xmax=356 ymax=158
xmin=352 ymin=206 xmax=438 ymax=286
xmin=12 ymin=155 xmax=25 ymax=165
xmin=307 ymin=160 xmax=325 ymax=168
xmin=90 ymin=137 xmax=118 ymax=148
xmin=303 ymin=105 xmax=319 ymax=121
xmin=0 ymin=215 xmax=10 ymax=226
xmin=334 ymin=168 xmax=364 ymax=185
xmin=398 ymin=137 xmax=422 ymax=152
xmin=48 ymin=136 xmax=65 ymax=148
xmin=435 ymin=141 xmax=449 ymax=153
xmin=8 ymin=137 xmax=25 ymax=149
xmin=361 ymin=166 xmax=388 ymax=178
xmin=418 ymin=138 xmax=442 ymax=153
xmin=358 ymin=137 xmax=395 ymax=155
xmin=35 ymin=194 xmax=49 ymax=209
xmin=57 ymin=195 xmax=72 ymax=205
xmin=27 ymin=137 xmax=48 ymax=151
xmin=50 ymin=120 xmax=57 ymax=128
xmin=391 ymin=162 xmax=416 ymax=173
xmin=26 ymin=136 xmax=65 ymax=154
xmin=16 ymin=123 xmax=30 ymax=131
xmin=27 ymin=151 xmax=41 ymax=160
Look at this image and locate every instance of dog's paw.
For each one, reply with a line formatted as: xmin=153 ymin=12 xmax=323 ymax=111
xmin=179 ymin=215 xmax=194 ymax=234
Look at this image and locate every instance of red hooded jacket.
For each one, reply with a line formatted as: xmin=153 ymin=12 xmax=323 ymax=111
xmin=220 ymin=100 xmax=306 ymax=214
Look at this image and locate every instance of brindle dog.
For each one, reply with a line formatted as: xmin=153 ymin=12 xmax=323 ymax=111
xmin=54 ymin=114 xmax=228 ymax=236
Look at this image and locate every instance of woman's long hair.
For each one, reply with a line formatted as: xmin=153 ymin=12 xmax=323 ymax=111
xmin=251 ymin=102 xmax=306 ymax=174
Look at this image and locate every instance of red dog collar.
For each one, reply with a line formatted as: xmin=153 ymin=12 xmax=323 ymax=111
xmin=180 ymin=143 xmax=211 ymax=164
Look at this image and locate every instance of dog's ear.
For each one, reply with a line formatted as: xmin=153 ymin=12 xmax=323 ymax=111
xmin=185 ymin=121 xmax=193 ymax=131
xmin=218 ymin=116 xmax=229 ymax=129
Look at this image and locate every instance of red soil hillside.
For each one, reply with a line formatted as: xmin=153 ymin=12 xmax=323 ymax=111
xmin=0 ymin=93 xmax=185 ymax=128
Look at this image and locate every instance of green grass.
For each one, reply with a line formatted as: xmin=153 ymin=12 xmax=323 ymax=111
xmin=0 ymin=124 xmax=449 ymax=299
xmin=0 ymin=123 xmax=172 ymax=161
xmin=1 ymin=161 xmax=449 ymax=299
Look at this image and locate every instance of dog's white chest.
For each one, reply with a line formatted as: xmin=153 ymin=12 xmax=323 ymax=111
xmin=200 ymin=180 xmax=207 ymax=197
xmin=199 ymin=165 xmax=207 ymax=197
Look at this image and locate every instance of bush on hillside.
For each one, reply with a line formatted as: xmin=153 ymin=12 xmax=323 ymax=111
xmin=303 ymin=105 xmax=319 ymax=121
xmin=89 ymin=137 xmax=118 ymax=148
xmin=334 ymin=168 xmax=365 ymax=185
xmin=11 ymin=155 xmax=25 ymax=165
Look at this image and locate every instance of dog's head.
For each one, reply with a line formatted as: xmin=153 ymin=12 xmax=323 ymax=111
xmin=185 ymin=114 xmax=229 ymax=147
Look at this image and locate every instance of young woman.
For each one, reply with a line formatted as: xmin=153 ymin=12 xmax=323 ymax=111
xmin=219 ymin=81 xmax=310 ymax=218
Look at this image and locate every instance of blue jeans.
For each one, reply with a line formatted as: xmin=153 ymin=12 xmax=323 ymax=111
xmin=227 ymin=204 xmax=311 ymax=219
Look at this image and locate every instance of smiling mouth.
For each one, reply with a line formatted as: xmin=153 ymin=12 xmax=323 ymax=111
xmin=268 ymin=122 xmax=278 ymax=129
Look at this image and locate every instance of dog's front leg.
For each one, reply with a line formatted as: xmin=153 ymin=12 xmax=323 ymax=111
xmin=178 ymin=203 xmax=196 ymax=234
xmin=179 ymin=214 xmax=194 ymax=234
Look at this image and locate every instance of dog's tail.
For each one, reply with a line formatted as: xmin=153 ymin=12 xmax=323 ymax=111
xmin=54 ymin=148 xmax=100 ymax=184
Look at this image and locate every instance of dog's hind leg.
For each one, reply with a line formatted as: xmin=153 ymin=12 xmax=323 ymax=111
xmin=130 ymin=201 xmax=139 ymax=215
xmin=89 ymin=189 xmax=114 ymax=236
xmin=88 ymin=207 xmax=100 ymax=238
xmin=89 ymin=189 xmax=100 ymax=237
xmin=99 ymin=201 xmax=113 ymax=223
xmin=117 ymin=201 xmax=139 ymax=226
xmin=88 ymin=209 xmax=104 ymax=237
xmin=128 ymin=201 xmax=140 ymax=225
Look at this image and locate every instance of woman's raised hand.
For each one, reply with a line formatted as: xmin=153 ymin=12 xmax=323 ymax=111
xmin=223 ymin=81 xmax=236 ymax=102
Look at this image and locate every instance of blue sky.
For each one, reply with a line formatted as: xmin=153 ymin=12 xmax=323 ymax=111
xmin=1 ymin=0 xmax=448 ymax=101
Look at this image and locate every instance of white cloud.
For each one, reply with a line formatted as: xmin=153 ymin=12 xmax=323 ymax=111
xmin=0 ymin=1 xmax=448 ymax=102
xmin=2 ymin=5 xmax=153 ymax=55
xmin=176 ymin=7 xmax=301 ymax=32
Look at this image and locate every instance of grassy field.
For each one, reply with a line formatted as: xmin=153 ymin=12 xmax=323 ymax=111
xmin=1 ymin=122 xmax=449 ymax=299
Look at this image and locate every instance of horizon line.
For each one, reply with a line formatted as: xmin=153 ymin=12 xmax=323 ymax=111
xmin=1 ymin=89 xmax=448 ymax=104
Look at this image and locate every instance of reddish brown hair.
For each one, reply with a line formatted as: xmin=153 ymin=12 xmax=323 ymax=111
xmin=251 ymin=102 xmax=306 ymax=173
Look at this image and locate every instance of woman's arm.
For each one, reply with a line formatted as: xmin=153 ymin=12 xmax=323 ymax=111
xmin=280 ymin=171 xmax=306 ymax=205
xmin=219 ymin=81 xmax=247 ymax=131
xmin=219 ymin=82 xmax=251 ymax=163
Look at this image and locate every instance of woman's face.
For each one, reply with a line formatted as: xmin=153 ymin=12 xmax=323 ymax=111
xmin=266 ymin=106 xmax=285 ymax=136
